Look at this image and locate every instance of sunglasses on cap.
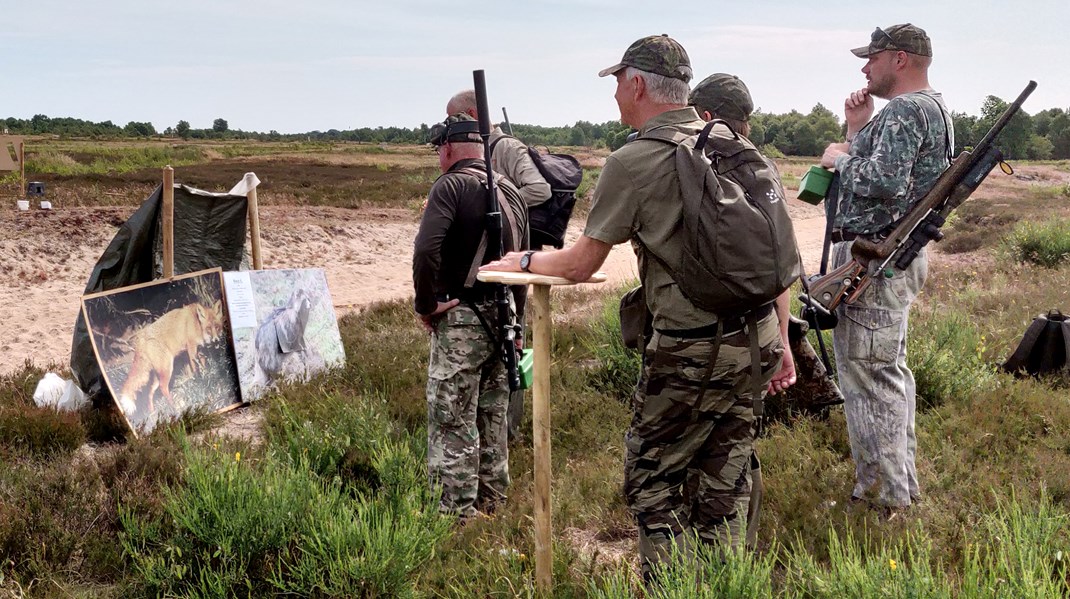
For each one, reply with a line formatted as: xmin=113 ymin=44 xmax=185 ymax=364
xmin=871 ymin=27 xmax=901 ymax=51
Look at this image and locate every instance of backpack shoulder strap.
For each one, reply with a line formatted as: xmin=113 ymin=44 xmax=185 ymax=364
xmin=489 ymin=133 xmax=515 ymax=156
xmin=456 ymin=166 xmax=525 ymax=288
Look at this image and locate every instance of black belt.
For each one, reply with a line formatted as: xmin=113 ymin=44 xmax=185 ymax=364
xmin=831 ymin=229 xmax=888 ymax=243
xmin=656 ymin=303 xmax=774 ymax=339
xmin=439 ymin=289 xmax=496 ymax=303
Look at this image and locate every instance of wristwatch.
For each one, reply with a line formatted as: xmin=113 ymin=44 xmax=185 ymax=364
xmin=519 ymin=250 xmax=536 ymax=273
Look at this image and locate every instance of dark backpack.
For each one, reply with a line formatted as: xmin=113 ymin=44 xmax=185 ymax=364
xmin=1002 ymin=309 xmax=1070 ymax=378
xmin=491 ymin=136 xmax=583 ymax=249
xmin=642 ymin=120 xmax=801 ymax=316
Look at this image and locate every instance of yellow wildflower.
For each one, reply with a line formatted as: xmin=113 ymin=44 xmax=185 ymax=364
xmin=889 ymin=558 xmax=897 ymax=571
xmin=235 ymin=451 xmax=241 ymax=462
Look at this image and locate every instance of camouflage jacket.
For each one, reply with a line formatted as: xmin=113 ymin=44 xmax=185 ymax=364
xmin=833 ymin=90 xmax=954 ymax=235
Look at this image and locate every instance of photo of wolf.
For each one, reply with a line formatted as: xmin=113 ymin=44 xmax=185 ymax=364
xmin=223 ymin=268 xmax=344 ymax=401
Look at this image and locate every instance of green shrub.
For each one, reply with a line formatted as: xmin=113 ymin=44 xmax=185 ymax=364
xmin=909 ymin=309 xmax=999 ymax=410
xmin=583 ymin=289 xmax=641 ymax=403
xmin=1005 ymin=217 xmax=1070 ymax=267
xmin=121 ymin=429 xmax=450 ymax=597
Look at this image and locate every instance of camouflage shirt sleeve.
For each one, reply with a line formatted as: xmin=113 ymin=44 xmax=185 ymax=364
xmin=833 ymin=96 xmax=930 ymax=233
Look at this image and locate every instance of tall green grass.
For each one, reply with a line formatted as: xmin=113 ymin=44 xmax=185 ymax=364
xmin=1005 ymin=216 xmax=1070 ymax=267
xmin=121 ymin=392 xmax=451 ymax=598
xmin=28 ymin=146 xmax=207 ymax=176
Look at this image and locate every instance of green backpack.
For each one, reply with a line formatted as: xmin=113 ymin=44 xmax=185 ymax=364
xmin=642 ymin=120 xmax=801 ymax=317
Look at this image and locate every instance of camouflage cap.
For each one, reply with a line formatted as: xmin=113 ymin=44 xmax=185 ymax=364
xmin=689 ymin=73 xmax=754 ymax=122
xmin=427 ymin=113 xmax=481 ymax=146
xmin=851 ymin=24 xmax=932 ymax=58
xmin=598 ymin=34 xmax=692 ymax=83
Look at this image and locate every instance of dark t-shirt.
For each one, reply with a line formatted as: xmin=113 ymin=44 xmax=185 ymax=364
xmin=412 ymin=158 xmax=524 ymax=316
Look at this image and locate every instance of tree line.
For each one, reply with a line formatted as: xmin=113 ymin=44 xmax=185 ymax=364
xmin=5 ymin=96 xmax=1070 ymax=159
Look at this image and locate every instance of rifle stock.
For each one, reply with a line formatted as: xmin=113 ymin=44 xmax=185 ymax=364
xmin=474 ymin=70 xmax=521 ymax=392
xmin=802 ymin=81 xmax=1036 ymax=316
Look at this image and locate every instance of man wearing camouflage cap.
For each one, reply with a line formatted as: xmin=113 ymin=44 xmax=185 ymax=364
xmin=819 ymin=24 xmax=954 ymax=515
xmin=413 ymin=113 xmax=528 ymax=521
xmin=689 ymin=72 xmax=800 ymax=549
xmin=483 ymin=35 xmax=784 ymax=580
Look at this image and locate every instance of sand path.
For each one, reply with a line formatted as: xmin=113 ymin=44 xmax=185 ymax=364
xmin=0 ymin=202 xmax=826 ymax=376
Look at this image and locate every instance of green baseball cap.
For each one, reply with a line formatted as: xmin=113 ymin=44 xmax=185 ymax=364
xmin=689 ymin=73 xmax=754 ymax=122
xmin=851 ymin=23 xmax=932 ymax=58
xmin=598 ymin=34 xmax=692 ymax=83
xmin=427 ymin=114 xmax=481 ymax=146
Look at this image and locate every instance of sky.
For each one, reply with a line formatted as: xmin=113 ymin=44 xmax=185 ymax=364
xmin=2 ymin=0 xmax=1067 ymax=134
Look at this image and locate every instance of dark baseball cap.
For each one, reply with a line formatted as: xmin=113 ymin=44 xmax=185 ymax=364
xmin=851 ymin=24 xmax=932 ymax=58
xmin=427 ymin=114 xmax=481 ymax=146
xmin=689 ymin=73 xmax=754 ymax=122
xmin=598 ymin=34 xmax=692 ymax=83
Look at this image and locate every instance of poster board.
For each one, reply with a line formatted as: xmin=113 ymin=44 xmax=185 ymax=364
xmin=81 ymin=268 xmax=241 ymax=436
xmin=222 ymin=268 xmax=345 ymax=401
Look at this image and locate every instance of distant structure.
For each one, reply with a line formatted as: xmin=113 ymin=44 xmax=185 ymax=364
xmin=0 ymin=136 xmax=26 ymax=198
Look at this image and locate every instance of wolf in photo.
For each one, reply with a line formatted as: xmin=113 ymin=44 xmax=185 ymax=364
xmin=117 ymin=299 xmax=225 ymax=416
xmin=253 ymin=287 xmax=316 ymax=389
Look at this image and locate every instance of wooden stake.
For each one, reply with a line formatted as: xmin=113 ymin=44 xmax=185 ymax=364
xmin=245 ymin=173 xmax=263 ymax=270
xmin=473 ymin=270 xmax=607 ymax=597
xmin=162 ymin=166 xmax=174 ymax=279
xmin=531 ymin=283 xmax=553 ymax=594
xmin=18 ymin=141 xmax=24 ymax=197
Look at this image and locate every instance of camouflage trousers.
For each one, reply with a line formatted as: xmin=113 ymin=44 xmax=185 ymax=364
xmin=832 ymin=242 xmax=928 ymax=508
xmin=426 ymin=302 xmax=510 ymax=518
xmin=625 ymin=312 xmax=782 ymax=580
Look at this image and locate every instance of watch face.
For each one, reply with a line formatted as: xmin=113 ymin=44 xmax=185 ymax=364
xmin=520 ymin=253 xmax=531 ymax=271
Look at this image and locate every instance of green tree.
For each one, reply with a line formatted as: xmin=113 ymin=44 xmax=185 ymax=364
xmin=978 ymin=96 xmax=1032 ymax=159
xmin=1047 ymin=111 xmax=1070 ymax=159
xmin=123 ymin=121 xmax=156 ymax=137
xmin=213 ymin=118 xmax=229 ymax=133
xmin=951 ymin=111 xmax=979 ymax=150
xmin=176 ymin=120 xmax=191 ymax=139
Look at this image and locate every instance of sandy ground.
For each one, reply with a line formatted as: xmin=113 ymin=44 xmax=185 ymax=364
xmin=0 ymin=200 xmax=826 ymax=377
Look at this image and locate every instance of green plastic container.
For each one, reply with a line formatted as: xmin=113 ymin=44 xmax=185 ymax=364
xmin=797 ymin=165 xmax=833 ymax=205
xmin=519 ymin=348 xmax=534 ymax=390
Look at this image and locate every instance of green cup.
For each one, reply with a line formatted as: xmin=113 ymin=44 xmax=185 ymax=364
xmin=798 ymin=165 xmax=833 ymax=205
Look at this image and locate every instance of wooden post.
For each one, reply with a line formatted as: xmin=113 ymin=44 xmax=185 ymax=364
xmin=245 ymin=173 xmax=263 ymax=270
xmin=531 ymin=283 xmax=553 ymax=594
xmin=475 ymin=270 xmax=606 ymax=597
xmin=162 ymin=166 xmax=174 ymax=278
xmin=18 ymin=141 xmax=24 ymax=197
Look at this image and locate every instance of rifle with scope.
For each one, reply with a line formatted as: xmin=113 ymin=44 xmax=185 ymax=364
xmin=474 ymin=70 xmax=522 ymax=392
xmin=800 ymin=80 xmax=1036 ymax=323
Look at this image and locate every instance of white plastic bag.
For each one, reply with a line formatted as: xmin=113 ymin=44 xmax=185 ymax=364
xmin=32 ymin=373 xmax=88 ymax=412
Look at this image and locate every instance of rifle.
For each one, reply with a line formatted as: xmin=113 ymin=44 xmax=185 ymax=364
xmin=475 ymin=70 xmax=521 ymax=392
xmin=502 ymin=107 xmax=514 ymax=136
xmin=801 ymin=81 xmax=1036 ymax=318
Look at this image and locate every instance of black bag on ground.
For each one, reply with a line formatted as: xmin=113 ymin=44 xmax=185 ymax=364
xmin=491 ymin=136 xmax=583 ymax=249
xmin=1002 ymin=309 xmax=1070 ymax=377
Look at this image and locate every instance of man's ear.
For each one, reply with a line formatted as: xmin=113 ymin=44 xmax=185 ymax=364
xmin=632 ymin=73 xmax=646 ymax=102
xmin=702 ymin=110 xmax=713 ymax=122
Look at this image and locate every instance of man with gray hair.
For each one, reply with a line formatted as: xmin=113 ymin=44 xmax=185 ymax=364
xmin=482 ymin=35 xmax=784 ymax=581
xmin=446 ymin=90 xmax=551 ymax=209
